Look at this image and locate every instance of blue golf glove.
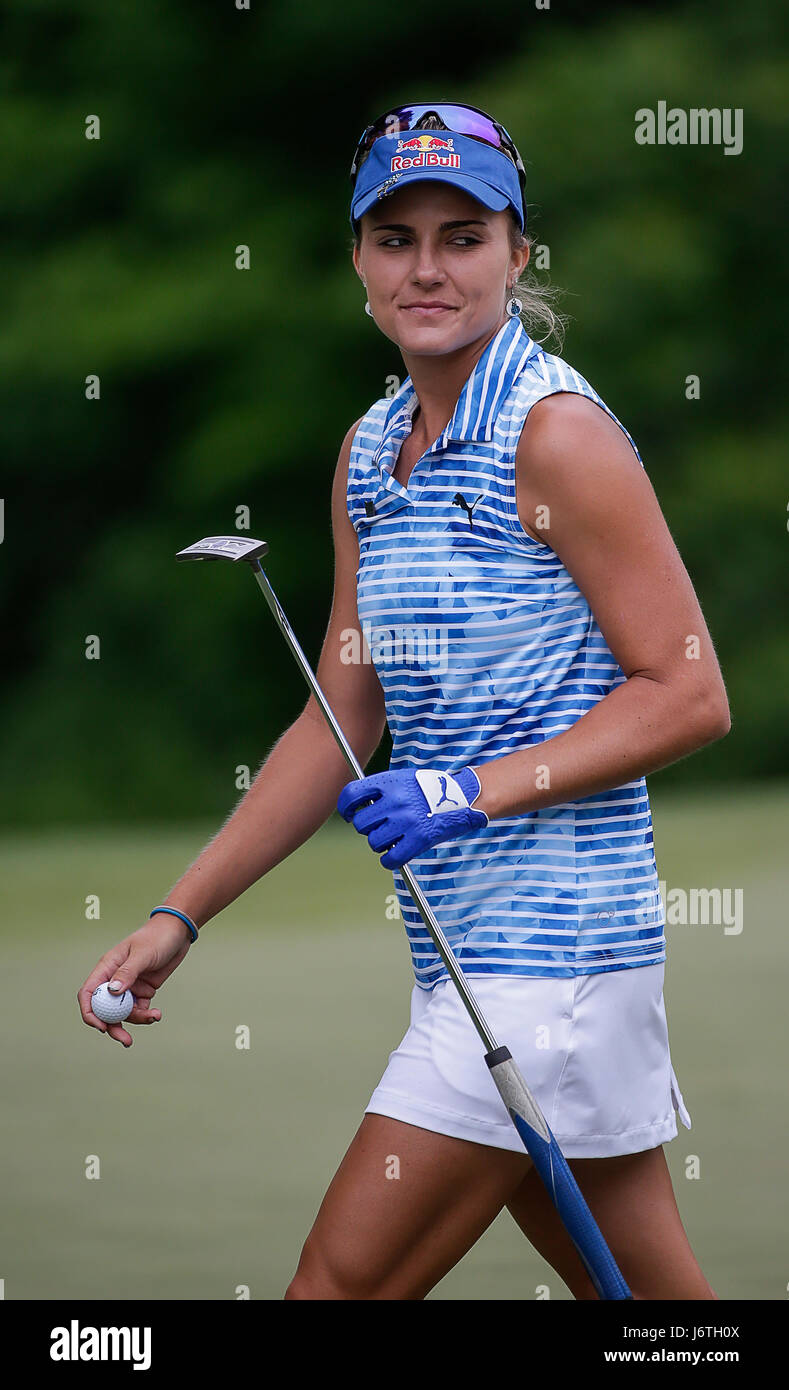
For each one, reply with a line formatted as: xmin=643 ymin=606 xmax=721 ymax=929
xmin=337 ymin=765 xmax=489 ymax=869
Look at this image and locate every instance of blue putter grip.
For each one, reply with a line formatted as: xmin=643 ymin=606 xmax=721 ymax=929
xmin=485 ymin=1048 xmax=632 ymax=1300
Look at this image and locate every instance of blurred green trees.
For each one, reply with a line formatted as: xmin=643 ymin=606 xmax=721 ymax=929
xmin=0 ymin=0 xmax=785 ymax=824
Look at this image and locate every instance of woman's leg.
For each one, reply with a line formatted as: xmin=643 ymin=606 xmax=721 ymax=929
xmin=506 ymin=1145 xmax=718 ymax=1300
xmin=285 ymin=1112 xmax=531 ymax=1300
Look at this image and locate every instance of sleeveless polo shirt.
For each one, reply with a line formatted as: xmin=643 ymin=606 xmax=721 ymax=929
xmin=346 ymin=316 xmax=666 ymax=990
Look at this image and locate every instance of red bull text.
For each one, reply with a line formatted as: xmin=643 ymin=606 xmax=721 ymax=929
xmin=392 ymin=133 xmax=460 ymax=172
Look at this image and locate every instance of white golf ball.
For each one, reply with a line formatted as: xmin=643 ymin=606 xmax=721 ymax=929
xmin=91 ymin=983 xmax=135 ymax=1024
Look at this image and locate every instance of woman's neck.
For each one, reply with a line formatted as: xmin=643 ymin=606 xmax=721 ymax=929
xmin=401 ymin=318 xmax=505 ymax=449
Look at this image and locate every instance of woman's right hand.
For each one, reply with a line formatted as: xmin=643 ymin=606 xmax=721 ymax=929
xmin=77 ymin=916 xmax=196 ymax=1048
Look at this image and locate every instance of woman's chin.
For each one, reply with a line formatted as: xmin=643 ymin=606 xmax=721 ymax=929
xmin=388 ymin=310 xmax=468 ymax=351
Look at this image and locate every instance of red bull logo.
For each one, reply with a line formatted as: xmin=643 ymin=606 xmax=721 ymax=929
xmin=395 ymin=134 xmax=456 ymax=153
xmin=391 ymin=133 xmax=460 ymax=173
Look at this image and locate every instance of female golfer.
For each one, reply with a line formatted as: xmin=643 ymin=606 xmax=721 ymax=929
xmin=79 ymin=102 xmax=729 ymax=1301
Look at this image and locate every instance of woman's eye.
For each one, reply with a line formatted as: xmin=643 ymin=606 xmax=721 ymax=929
xmin=378 ymin=236 xmax=481 ymax=248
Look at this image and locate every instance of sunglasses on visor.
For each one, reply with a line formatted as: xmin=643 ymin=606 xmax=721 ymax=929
xmin=350 ymin=101 xmax=527 ymax=219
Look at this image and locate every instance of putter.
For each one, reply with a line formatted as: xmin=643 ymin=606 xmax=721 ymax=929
xmin=176 ymin=534 xmax=632 ymax=1301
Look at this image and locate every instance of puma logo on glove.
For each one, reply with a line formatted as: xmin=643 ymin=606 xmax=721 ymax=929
xmin=337 ymin=765 xmax=489 ymax=870
xmin=415 ymin=769 xmax=464 ymax=812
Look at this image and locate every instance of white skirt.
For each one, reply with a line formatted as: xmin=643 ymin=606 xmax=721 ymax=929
xmin=364 ymin=962 xmax=691 ymax=1158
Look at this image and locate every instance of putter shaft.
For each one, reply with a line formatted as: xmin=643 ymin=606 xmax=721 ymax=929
xmin=175 ymin=534 xmax=632 ymax=1298
xmin=250 ymin=560 xmax=499 ymax=1053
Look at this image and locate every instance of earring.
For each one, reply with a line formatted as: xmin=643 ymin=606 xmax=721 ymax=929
xmin=507 ymin=281 xmax=523 ymax=317
xmin=362 ymin=280 xmax=374 ymax=317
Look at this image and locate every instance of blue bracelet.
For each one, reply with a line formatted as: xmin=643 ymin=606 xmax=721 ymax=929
xmin=149 ymin=906 xmax=199 ymax=943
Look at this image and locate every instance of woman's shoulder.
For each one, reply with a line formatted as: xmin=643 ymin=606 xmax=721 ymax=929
xmin=509 ymin=344 xmax=643 ymax=468
xmin=333 ymin=405 xmax=385 ymax=498
xmin=510 ymin=341 xmax=600 ymax=407
xmin=344 ymin=393 xmax=396 ymax=466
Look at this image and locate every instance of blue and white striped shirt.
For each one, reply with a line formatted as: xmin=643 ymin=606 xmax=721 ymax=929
xmin=347 ymin=316 xmax=666 ymax=989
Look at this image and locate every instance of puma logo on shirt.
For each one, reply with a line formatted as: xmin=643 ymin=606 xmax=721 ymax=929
xmin=452 ymin=492 xmax=484 ymax=530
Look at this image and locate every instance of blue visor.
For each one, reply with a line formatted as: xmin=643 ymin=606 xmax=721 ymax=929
xmin=350 ymin=130 xmax=525 ymax=232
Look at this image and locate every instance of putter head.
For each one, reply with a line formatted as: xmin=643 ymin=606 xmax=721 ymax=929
xmin=176 ymin=536 xmax=269 ymax=565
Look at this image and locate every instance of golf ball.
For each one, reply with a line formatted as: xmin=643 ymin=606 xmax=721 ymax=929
xmin=91 ymin=983 xmax=135 ymax=1024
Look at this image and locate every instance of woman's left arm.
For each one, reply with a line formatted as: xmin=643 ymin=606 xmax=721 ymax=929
xmin=473 ymin=391 xmax=731 ymax=821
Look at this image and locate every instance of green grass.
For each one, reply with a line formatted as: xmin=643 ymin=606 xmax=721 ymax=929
xmin=0 ymin=783 xmax=785 ymax=1300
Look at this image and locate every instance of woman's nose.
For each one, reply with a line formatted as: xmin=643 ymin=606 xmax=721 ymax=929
xmin=411 ymin=255 xmax=443 ymax=282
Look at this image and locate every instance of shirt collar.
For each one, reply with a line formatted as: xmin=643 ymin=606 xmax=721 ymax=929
xmin=374 ymin=317 xmax=540 ymax=475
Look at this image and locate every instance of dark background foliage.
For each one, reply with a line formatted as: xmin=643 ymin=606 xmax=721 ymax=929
xmin=1 ymin=0 xmax=785 ymax=825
